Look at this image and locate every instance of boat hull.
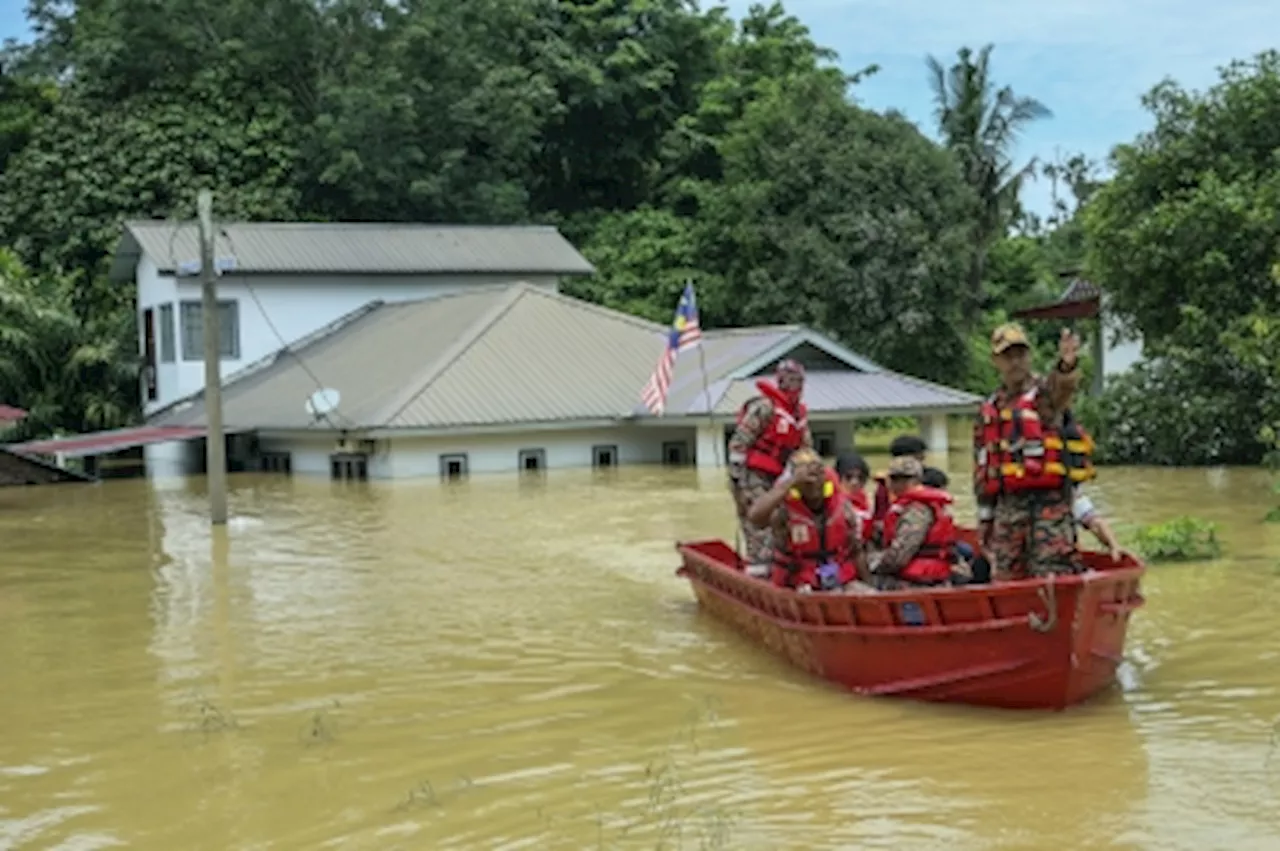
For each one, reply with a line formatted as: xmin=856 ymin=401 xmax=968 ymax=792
xmin=675 ymin=537 xmax=1145 ymax=710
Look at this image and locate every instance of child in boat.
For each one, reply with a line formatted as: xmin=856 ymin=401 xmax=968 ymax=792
xmin=835 ymin=450 xmax=874 ymax=544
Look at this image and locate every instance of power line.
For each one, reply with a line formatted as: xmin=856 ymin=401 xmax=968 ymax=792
xmin=218 ymin=227 xmax=357 ymax=431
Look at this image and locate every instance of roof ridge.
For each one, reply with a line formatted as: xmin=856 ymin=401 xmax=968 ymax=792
xmin=371 ymin=286 xmax=532 ymax=425
xmin=125 ymin=219 xmax=563 ymax=232
xmin=519 ymin=286 xmax=668 ymax=333
xmin=703 ymin=324 xmax=802 ymax=337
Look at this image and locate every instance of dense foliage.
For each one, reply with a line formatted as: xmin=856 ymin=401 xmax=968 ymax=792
xmin=0 ymin=0 xmax=1274 ymax=471
xmin=1083 ymin=52 xmax=1280 ymax=465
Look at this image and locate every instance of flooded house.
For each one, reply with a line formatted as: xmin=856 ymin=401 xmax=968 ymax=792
xmin=22 ymin=222 xmax=980 ymax=480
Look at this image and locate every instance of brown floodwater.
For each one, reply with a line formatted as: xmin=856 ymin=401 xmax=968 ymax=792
xmin=2 ymin=455 xmax=1279 ymax=850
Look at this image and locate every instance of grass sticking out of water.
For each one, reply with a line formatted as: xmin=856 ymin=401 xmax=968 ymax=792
xmin=299 ymin=699 xmax=342 ymax=746
xmin=534 ymin=694 xmax=736 ymax=850
xmin=188 ymin=694 xmax=239 ymax=738
xmin=1132 ymin=516 xmax=1222 ymax=563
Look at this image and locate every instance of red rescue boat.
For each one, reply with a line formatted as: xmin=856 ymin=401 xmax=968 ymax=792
xmin=675 ymin=530 xmax=1145 ymax=711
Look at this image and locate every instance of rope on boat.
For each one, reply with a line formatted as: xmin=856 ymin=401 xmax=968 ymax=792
xmin=1028 ymin=576 xmax=1058 ymax=633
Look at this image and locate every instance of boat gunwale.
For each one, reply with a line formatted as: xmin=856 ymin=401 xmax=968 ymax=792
xmin=674 ymin=537 xmax=1145 ymax=602
xmin=674 ymin=537 xmax=1146 ymax=639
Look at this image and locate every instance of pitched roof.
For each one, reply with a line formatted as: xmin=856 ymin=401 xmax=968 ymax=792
xmin=687 ymin=371 xmax=978 ymax=416
xmin=149 ymin=284 xmax=980 ymax=432
xmin=0 ymin=404 xmax=26 ymax=422
xmin=108 ymin=221 xmax=595 ymax=281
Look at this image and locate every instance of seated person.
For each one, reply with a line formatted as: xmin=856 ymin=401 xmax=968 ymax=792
xmin=921 ymin=467 xmax=950 ymax=489
xmin=834 ymin=450 xmax=873 ymax=542
xmin=871 ymin=435 xmax=948 ymax=538
xmin=746 ymin=448 xmax=867 ymax=593
xmin=867 ymin=457 xmax=962 ymax=590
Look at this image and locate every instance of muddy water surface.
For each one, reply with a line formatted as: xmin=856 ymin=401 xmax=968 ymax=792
xmin=2 ymin=458 xmax=1279 ymax=849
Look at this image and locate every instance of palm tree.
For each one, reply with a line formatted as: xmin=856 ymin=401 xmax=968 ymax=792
xmin=0 ymin=249 xmax=138 ymax=440
xmin=926 ymin=44 xmax=1051 ymax=322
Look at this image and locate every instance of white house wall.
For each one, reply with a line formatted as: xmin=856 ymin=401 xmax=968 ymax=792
xmin=258 ymin=427 xmax=697 ymax=480
xmin=134 ymin=265 xmax=561 ymax=416
xmin=1101 ymin=294 xmax=1143 ymax=377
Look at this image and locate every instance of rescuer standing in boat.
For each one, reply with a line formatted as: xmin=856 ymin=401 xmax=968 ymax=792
xmin=975 ymin=323 xmax=1084 ymax=579
xmin=728 ymin=359 xmax=813 ymax=570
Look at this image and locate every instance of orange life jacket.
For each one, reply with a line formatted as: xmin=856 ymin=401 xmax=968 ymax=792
xmin=772 ymin=471 xmax=858 ymax=590
xmin=882 ymin=486 xmax=956 ymax=583
xmin=975 ymin=388 xmax=1097 ymax=497
xmin=739 ymin=380 xmax=808 ymax=477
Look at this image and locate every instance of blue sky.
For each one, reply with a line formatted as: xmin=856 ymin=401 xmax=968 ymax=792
xmin=3 ymin=1 xmax=1277 ymax=216
xmin=725 ymin=0 xmax=1280 ymax=215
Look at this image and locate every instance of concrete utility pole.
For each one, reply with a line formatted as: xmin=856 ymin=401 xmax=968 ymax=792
xmin=197 ymin=189 xmax=228 ymax=525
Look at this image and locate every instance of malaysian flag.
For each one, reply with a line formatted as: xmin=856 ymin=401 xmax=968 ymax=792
xmin=641 ymin=282 xmax=702 ymax=415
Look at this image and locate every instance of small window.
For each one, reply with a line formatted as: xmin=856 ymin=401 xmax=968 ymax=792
xmin=592 ymin=444 xmax=618 ymax=469
xmin=440 ymin=453 xmax=469 ymax=481
xmin=518 ymin=448 xmax=545 ymax=472
xmin=158 ymin=303 xmax=176 ymax=363
xmin=260 ymin=451 xmax=291 ymax=474
xmin=181 ymin=300 xmax=240 ymax=361
xmin=662 ymin=441 xmax=689 ymax=466
xmin=330 ymin=452 xmax=368 ymax=481
xmin=813 ymin=431 xmax=836 ymax=458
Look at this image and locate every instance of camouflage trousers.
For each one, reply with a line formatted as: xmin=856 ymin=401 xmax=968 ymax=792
xmin=988 ymin=490 xmax=1082 ymax=580
xmin=730 ymin=470 xmax=776 ymax=566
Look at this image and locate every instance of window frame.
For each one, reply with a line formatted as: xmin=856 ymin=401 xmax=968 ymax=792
xmin=440 ymin=453 xmax=469 ymax=481
xmin=518 ymin=448 xmax=546 ymax=472
xmin=180 ymin=299 xmax=241 ymax=361
xmin=591 ymin=444 xmax=618 ymax=469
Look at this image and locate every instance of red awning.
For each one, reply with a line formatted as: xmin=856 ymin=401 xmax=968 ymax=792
xmin=0 ymin=404 xmax=27 ymax=422
xmin=9 ymin=425 xmax=216 ymax=458
xmin=1012 ymin=296 xmax=1100 ymax=321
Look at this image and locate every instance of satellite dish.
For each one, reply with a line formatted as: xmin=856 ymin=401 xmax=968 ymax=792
xmin=306 ymin=388 xmax=341 ymax=418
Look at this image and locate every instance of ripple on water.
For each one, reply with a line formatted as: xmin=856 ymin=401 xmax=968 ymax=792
xmin=2 ymin=466 xmax=1280 ymax=849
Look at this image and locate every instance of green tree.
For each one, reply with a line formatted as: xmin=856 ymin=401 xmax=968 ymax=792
xmin=1083 ymin=50 xmax=1280 ymax=343
xmin=0 ymin=76 xmax=302 ymax=319
xmin=699 ymin=72 xmax=977 ymax=383
xmin=926 ymin=44 xmax=1052 ymax=321
xmin=0 ymin=249 xmax=138 ymax=436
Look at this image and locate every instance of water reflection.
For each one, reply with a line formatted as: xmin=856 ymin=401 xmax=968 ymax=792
xmin=0 ymin=462 xmax=1278 ymax=849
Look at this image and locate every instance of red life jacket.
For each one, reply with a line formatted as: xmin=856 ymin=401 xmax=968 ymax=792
xmin=871 ymin=474 xmax=890 ymax=523
xmin=845 ymin=485 xmax=873 ymax=542
xmin=739 ymin=380 xmax=809 ymax=477
xmin=975 ymin=387 xmax=1097 ymax=497
xmin=882 ymin=486 xmax=956 ymax=583
xmin=771 ymin=471 xmax=858 ymax=590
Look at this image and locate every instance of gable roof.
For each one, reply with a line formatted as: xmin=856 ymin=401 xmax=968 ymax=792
xmin=108 ymin=221 xmax=596 ymax=282
xmin=149 ymin=284 xmax=980 ymax=432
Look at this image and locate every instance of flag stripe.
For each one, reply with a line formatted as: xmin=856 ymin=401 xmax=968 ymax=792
xmin=640 ymin=283 xmax=700 ymax=416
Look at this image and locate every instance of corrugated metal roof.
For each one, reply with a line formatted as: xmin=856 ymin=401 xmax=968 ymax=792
xmin=153 ymin=289 xmax=514 ymax=430
xmin=150 ymin=284 xmax=980 ymax=432
xmin=9 ymin=426 xmax=218 ymax=458
xmin=109 ymin=221 xmax=595 ymax=281
xmin=703 ymin=372 xmax=978 ymax=416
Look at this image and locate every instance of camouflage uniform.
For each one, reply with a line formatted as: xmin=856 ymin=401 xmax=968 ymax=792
xmin=768 ymin=496 xmax=867 ymax=591
xmin=867 ymin=501 xmax=936 ymax=591
xmin=975 ymin=325 xmax=1083 ymax=581
xmin=728 ymin=397 xmax=813 ymax=566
